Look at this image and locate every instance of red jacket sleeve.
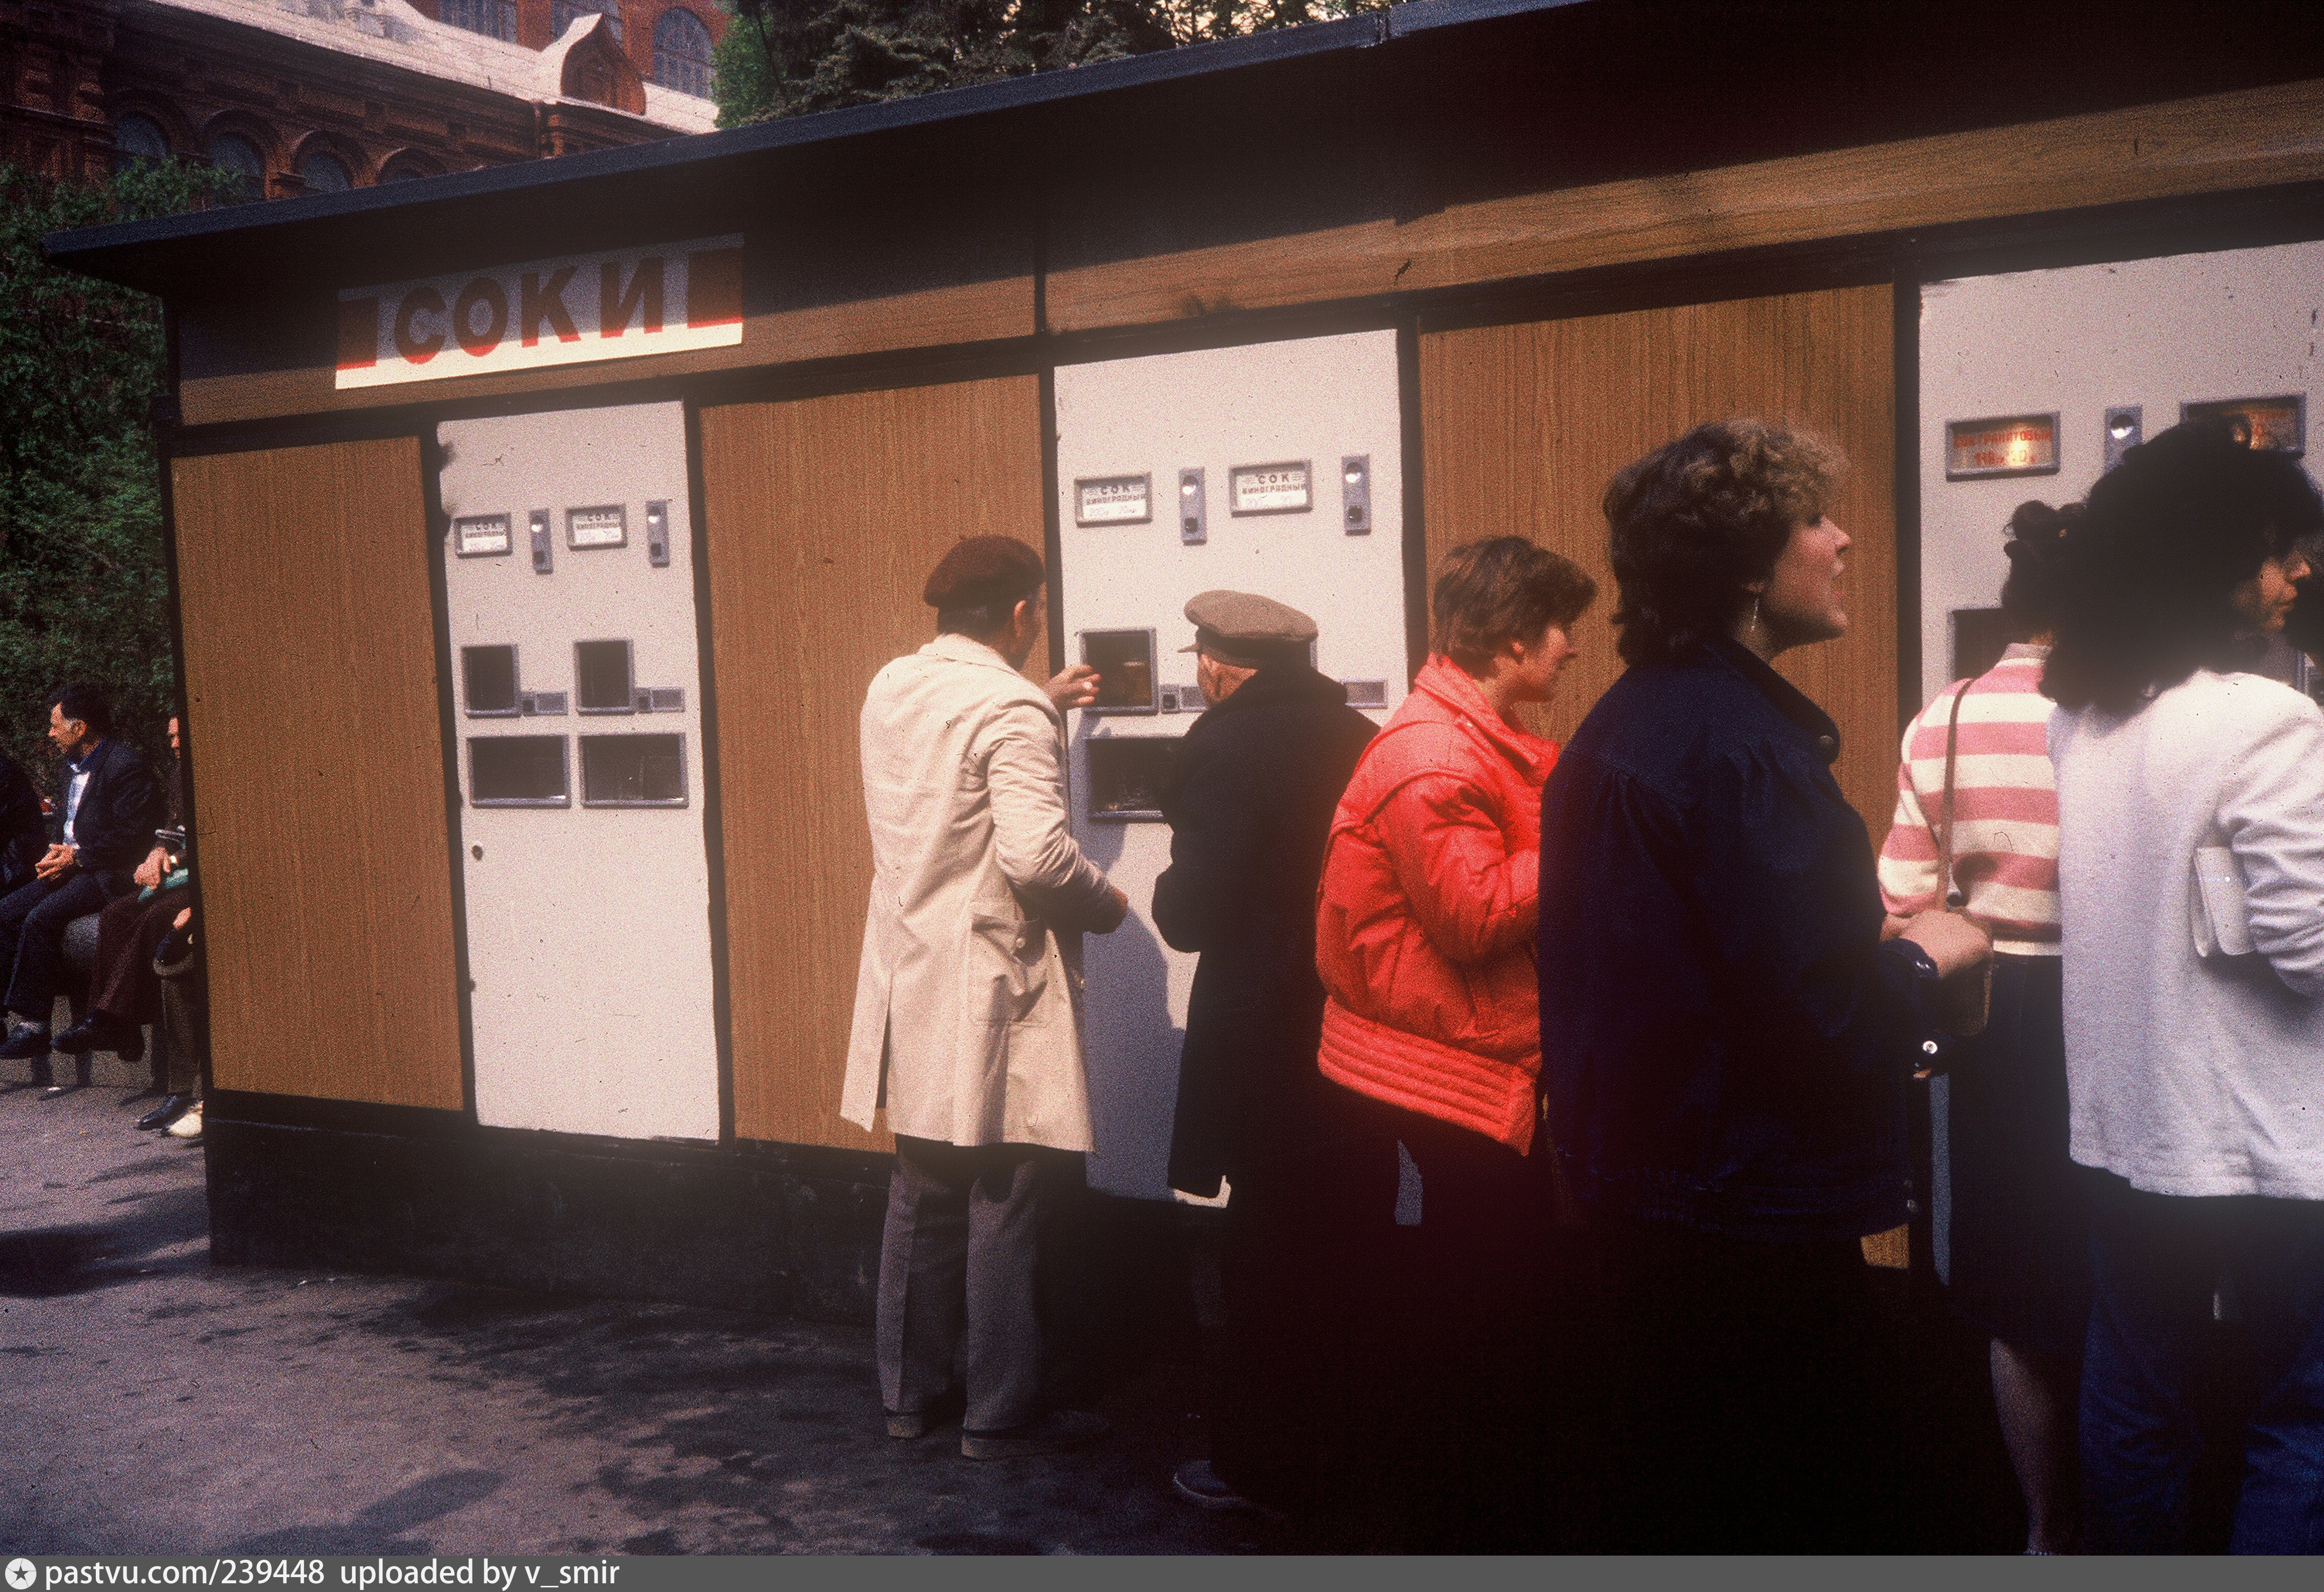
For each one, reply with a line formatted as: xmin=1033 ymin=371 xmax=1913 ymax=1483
xmin=1374 ymin=771 xmax=1539 ymax=965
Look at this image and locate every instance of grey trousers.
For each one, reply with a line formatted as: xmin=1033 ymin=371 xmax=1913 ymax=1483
xmin=877 ymin=1136 xmax=1050 ymax=1433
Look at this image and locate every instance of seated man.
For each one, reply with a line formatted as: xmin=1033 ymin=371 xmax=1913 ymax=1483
xmin=54 ymin=716 xmax=192 ymax=1100
xmin=0 ymin=684 xmax=167 ymax=1076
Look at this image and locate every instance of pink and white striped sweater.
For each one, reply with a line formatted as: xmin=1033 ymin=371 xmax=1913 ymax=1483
xmin=1878 ymin=644 xmax=2060 ymax=955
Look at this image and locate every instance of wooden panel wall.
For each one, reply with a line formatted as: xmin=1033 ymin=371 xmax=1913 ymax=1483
xmin=700 ymin=377 xmax=1049 ymax=1152
xmin=171 ymin=438 xmax=465 ymax=1108
xmin=1420 ymin=284 xmax=1899 ymax=848
xmin=1047 ymin=76 xmax=2324 ymax=334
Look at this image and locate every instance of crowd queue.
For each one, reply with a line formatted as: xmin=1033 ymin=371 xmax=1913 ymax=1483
xmin=835 ymin=413 xmax=2324 ymax=1550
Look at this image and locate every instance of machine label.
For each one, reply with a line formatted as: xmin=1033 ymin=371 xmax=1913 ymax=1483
xmin=1075 ymin=475 xmax=1152 ymax=525
xmin=1230 ymin=461 xmax=1312 ymax=515
xmin=336 ymin=235 xmax=744 ymax=390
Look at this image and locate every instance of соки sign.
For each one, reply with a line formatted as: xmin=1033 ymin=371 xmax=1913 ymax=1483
xmin=336 ymin=235 xmax=742 ymax=390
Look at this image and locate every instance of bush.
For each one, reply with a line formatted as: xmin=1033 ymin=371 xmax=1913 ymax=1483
xmin=0 ymin=157 xmax=242 ymax=795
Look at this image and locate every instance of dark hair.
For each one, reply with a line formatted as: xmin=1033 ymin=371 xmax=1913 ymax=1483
xmin=1430 ymin=537 xmax=1597 ymax=670
xmin=1602 ymin=419 xmax=1844 ymax=666
xmin=2042 ymin=421 xmax=2324 ymax=715
xmin=1999 ymin=500 xmax=2078 ymax=640
xmin=49 ymin=682 xmax=112 ymax=736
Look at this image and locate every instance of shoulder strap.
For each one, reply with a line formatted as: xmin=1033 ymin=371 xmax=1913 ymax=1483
xmin=1937 ymin=678 xmax=1974 ymax=908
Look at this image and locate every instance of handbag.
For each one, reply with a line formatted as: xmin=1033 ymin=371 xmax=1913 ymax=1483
xmin=1931 ymin=679 xmax=1997 ymax=1037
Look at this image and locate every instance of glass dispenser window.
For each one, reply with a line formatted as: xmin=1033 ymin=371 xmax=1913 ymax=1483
xmin=1080 ymin=629 xmax=1157 ymax=714
xmin=1086 ymin=738 xmax=1179 ymax=821
xmin=462 ymin=645 xmax=520 ymax=716
xmin=581 ymin=733 xmax=687 ymax=806
xmin=469 ymin=737 xmax=569 ymax=806
xmin=574 ymin=640 xmax=634 ymax=713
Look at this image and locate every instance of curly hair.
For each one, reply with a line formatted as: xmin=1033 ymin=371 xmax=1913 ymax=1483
xmin=2042 ymin=420 xmax=2324 ymax=715
xmin=1602 ymin=419 xmax=1845 ymax=666
xmin=1999 ymin=499 xmax=2078 ymax=640
xmin=1430 ymin=537 xmax=1598 ymax=671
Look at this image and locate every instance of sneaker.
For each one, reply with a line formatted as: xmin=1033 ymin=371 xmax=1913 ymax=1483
xmin=886 ymin=1411 xmax=929 ymax=1439
xmin=166 ymin=1100 xmax=204 ymax=1141
xmin=1171 ymin=1459 xmax=1256 ymax=1512
xmin=959 ymin=1409 xmax=1108 ymax=1460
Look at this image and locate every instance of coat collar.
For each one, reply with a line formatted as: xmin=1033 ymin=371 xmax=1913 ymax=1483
xmin=1707 ymin=638 xmax=1842 ymax=764
xmin=1204 ymin=662 xmax=1348 ymax=718
xmin=1411 ymin=655 xmax=1557 ymax=780
xmin=920 ymin=631 xmax=1060 ymax=722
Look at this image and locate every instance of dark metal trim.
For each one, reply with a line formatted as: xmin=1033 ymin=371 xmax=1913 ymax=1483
xmin=1893 ymin=268 xmax=1924 ymax=735
xmin=419 ymin=426 xmax=483 ymax=1124
xmin=683 ymin=399 xmax=740 ymax=1151
xmin=1039 ymin=362 xmax=1067 ymax=674
xmin=1395 ymin=319 xmax=1430 ymax=680
xmin=205 ymin=1086 xmax=896 ymax=1184
xmin=148 ymin=366 xmax=207 ymax=1104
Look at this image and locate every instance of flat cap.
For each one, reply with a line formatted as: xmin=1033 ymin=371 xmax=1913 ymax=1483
xmin=1180 ymin=589 xmax=1318 ymax=668
xmin=922 ymin=536 xmax=1045 ymax=609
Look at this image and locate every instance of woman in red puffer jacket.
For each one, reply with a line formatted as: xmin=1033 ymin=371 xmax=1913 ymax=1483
xmin=1314 ymin=534 xmax=1596 ymax=1550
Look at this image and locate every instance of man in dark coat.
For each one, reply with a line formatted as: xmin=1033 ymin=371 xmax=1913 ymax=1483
xmin=1151 ymin=589 xmax=1383 ymax=1518
xmin=0 ymin=683 xmax=168 ymax=1085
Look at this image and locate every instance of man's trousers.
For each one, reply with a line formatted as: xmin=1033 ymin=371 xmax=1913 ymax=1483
xmin=0 ymin=871 xmax=126 ymax=1024
xmin=877 ymin=1136 xmax=1056 ymax=1434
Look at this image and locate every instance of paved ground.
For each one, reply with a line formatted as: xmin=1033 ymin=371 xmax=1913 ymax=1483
xmin=0 ymin=1060 xmax=1340 ymax=1557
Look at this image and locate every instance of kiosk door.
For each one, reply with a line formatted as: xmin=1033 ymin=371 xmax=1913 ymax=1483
xmin=438 ymin=402 xmax=719 ymax=1141
xmin=1055 ymin=331 xmax=1408 ymax=1198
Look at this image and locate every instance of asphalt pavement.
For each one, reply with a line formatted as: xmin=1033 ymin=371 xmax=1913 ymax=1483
xmin=0 ymin=1057 xmax=1340 ymax=1557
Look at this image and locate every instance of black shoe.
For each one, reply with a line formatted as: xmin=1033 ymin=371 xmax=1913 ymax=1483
xmin=38 ymin=1081 xmax=81 ymax=1099
xmin=54 ymin=1017 xmax=141 ymax=1064
xmin=0 ymin=1027 xmax=51 ymax=1059
xmin=136 ymin=1093 xmax=194 ymax=1131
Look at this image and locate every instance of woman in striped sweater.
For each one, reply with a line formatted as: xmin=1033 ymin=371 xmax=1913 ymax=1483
xmin=1879 ymin=500 xmax=2085 ymax=1554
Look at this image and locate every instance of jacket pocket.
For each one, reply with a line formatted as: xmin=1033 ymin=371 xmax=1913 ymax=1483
xmin=966 ymin=908 xmax=1051 ymax=1026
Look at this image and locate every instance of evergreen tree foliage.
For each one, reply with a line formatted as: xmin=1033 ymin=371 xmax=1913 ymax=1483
xmin=713 ymin=0 xmax=1395 ymax=126
xmin=0 ymin=159 xmax=241 ymax=792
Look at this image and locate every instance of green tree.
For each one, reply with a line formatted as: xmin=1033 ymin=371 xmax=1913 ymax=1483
xmin=0 ymin=157 xmax=242 ymax=795
xmin=714 ymin=0 xmax=1397 ymax=127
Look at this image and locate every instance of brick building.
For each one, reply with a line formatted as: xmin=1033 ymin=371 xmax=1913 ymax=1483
xmin=4 ymin=0 xmax=724 ymax=194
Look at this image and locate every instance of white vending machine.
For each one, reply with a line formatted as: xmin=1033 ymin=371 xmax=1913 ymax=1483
xmin=1054 ymin=330 xmax=1409 ymax=1198
xmin=437 ymin=401 xmax=720 ymax=1142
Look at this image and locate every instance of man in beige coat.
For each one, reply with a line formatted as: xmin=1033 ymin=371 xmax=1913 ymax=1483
xmin=842 ymin=535 xmax=1128 ymax=1460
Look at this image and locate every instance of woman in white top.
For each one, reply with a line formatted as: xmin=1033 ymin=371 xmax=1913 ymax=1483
xmin=2044 ymin=420 xmax=2324 ymax=1554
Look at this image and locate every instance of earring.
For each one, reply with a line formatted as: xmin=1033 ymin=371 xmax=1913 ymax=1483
xmin=1751 ymin=596 xmax=1762 ymax=635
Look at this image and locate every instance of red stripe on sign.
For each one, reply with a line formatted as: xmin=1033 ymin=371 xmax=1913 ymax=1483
xmin=686 ymin=248 xmax=744 ymax=329
xmin=338 ymin=297 xmax=380 ymax=370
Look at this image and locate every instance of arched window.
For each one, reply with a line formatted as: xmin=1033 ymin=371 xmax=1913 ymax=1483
xmin=208 ymin=131 xmax=265 ymax=197
xmin=111 ymin=114 xmax=171 ymax=171
xmin=552 ymin=0 xmax=622 ymax=42
xmin=440 ymin=0 xmax=516 ymax=40
xmin=652 ymin=8 xmax=712 ymax=97
xmin=299 ymin=150 xmax=353 ymax=192
xmin=381 ymin=156 xmax=439 ymax=182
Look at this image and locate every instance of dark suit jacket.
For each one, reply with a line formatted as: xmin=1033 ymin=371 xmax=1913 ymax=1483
xmin=54 ymin=737 xmax=169 ymax=880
